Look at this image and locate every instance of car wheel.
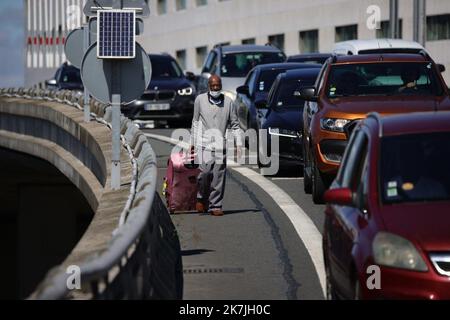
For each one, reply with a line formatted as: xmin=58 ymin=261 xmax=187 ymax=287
xmin=257 ymin=131 xmax=271 ymax=169
xmin=312 ymin=159 xmax=326 ymax=204
xmin=303 ymin=143 xmax=312 ymax=194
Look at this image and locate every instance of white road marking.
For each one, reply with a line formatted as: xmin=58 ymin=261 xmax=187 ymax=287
xmin=271 ymin=177 xmax=304 ymax=181
xmin=144 ymin=132 xmax=326 ymax=297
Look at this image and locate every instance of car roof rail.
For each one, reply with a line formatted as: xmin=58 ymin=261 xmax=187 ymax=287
xmin=418 ymin=49 xmax=432 ymax=60
xmin=330 ymin=53 xmax=338 ymax=63
xmin=367 ymin=112 xmax=383 ymax=138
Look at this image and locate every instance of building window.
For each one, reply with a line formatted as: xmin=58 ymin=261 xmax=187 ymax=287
xmin=176 ymin=50 xmax=187 ymax=70
xmin=376 ymin=20 xmax=403 ymax=39
xmin=196 ymin=0 xmax=207 ymax=6
xmin=242 ymin=38 xmax=256 ymax=45
xmin=196 ymin=46 xmax=208 ymax=69
xmin=176 ymin=0 xmax=187 ymax=11
xmin=299 ymin=29 xmax=318 ymax=53
xmin=427 ymin=14 xmax=450 ymax=41
xmin=268 ymin=34 xmax=285 ymax=51
xmin=335 ymin=24 xmax=358 ymax=42
xmin=157 ymin=0 xmax=167 ymax=15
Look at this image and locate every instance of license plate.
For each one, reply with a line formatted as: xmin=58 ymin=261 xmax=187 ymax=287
xmin=144 ymin=103 xmax=170 ymax=111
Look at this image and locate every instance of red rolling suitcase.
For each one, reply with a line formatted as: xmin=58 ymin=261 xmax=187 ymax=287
xmin=163 ymin=150 xmax=200 ymax=214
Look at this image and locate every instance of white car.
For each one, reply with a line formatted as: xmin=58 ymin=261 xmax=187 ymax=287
xmin=332 ymin=39 xmax=426 ymax=55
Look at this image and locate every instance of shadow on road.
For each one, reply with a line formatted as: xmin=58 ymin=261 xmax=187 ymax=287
xmin=181 ymin=249 xmax=215 ymax=256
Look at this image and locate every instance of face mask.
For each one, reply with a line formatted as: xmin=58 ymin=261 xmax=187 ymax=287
xmin=209 ymin=90 xmax=222 ymax=98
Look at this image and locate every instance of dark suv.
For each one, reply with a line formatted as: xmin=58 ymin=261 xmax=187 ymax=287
xmin=46 ymin=62 xmax=83 ymax=91
xmin=197 ymin=44 xmax=286 ymax=101
xmin=121 ymin=54 xmax=196 ymax=127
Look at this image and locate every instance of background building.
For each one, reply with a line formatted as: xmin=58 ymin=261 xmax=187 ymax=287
xmin=24 ymin=0 xmax=86 ymax=87
xmin=140 ymin=0 xmax=450 ymax=83
xmin=23 ymin=0 xmax=450 ymax=86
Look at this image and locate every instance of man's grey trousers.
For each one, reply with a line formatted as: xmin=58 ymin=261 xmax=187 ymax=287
xmin=197 ymin=149 xmax=227 ymax=210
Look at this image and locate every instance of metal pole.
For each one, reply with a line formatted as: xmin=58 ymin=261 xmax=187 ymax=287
xmin=110 ymin=0 xmax=124 ymax=190
xmin=413 ymin=0 xmax=427 ymax=46
xmin=419 ymin=0 xmax=427 ymax=46
xmin=83 ymin=25 xmax=90 ymax=122
xmin=389 ymin=0 xmax=399 ymax=39
xmin=111 ymin=92 xmax=121 ymax=190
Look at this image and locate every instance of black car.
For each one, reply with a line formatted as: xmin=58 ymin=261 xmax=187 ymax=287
xmin=236 ymin=63 xmax=321 ymax=132
xmin=287 ymin=53 xmax=331 ymax=65
xmin=46 ymin=62 xmax=83 ymax=91
xmin=258 ymin=68 xmax=321 ymax=167
xmin=121 ymin=54 xmax=196 ymax=127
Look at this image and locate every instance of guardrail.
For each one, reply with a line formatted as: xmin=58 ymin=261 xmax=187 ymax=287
xmin=0 ymin=87 xmax=182 ymax=300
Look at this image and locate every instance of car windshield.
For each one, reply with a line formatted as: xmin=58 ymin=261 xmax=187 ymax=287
xmin=273 ymin=78 xmax=315 ymax=108
xmin=150 ymin=57 xmax=183 ymax=78
xmin=381 ymin=132 xmax=450 ymax=204
xmin=221 ymin=52 xmax=285 ymax=78
xmin=257 ymin=69 xmax=289 ymax=92
xmin=61 ymin=69 xmax=81 ymax=83
xmin=326 ymin=62 xmax=443 ymax=98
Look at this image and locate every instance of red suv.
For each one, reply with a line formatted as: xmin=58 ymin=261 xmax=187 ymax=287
xmin=323 ymin=112 xmax=450 ymax=300
xmin=301 ymin=53 xmax=450 ymax=203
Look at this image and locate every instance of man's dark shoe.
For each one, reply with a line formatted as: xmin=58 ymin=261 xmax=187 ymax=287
xmin=210 ymin=209 xmax=224 ymax=216
xmin=196 ymin=201 xmax=208 ymax=213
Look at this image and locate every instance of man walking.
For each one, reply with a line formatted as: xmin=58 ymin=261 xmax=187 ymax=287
xmin=190 ymin=75 xmax=242 ymax=216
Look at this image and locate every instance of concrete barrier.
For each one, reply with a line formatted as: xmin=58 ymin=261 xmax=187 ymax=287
xmin=0 ymin=88 xmax=182 ymax=300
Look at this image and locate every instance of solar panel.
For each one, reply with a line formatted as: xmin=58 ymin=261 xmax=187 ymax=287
xmin=97 ymin=10 xmax=135 ymax=59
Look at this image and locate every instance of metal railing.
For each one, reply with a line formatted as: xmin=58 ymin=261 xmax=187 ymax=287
xmin=0 ymin=87 xmax=182 ymax=300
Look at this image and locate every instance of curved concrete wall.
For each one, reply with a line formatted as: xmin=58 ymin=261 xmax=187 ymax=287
xmin=0 ymin=88 xmax=182 ymax=300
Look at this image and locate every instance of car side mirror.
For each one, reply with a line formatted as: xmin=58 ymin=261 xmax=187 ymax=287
xmin=186 ymin=71 xmax=196 ymax=81
xmin=236 ymin=85 xmax=250 ymax=97
xmin=46 ymin=79 xmax=57 ymax=86
xmin=324 ymin=188 xmax=354 ymax=206
xmin=297 ymin=87 xmax=317 ymax=102
xmin=437 ymin=64 xmax=446 ymax=73
xmin=201 ymin=72 xmax=212 ymax=79
xmin=255 ymin=99 xmax=268 ymax=109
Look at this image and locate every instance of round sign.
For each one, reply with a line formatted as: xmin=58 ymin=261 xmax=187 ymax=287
xmin=64 ymin=28 xmax=84 ymax=68
xmin=80 ymin=42 xmax=152 ymax=105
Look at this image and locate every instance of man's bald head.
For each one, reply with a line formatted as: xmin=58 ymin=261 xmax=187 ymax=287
xmin=208 ymin=75 xmax=222 ymax=92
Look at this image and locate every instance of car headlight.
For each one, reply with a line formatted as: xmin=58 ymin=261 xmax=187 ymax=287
xmin=373 ymin=232 xmax=428 ymax=272
xmin=177 ymin=86 xmax=195 ymax=96
xmin=320 ymin=118 xmax=351 ymax=132
xmin=268 ymin=128 xmax=300 ymax=138
xmin=223 ymin=90 xmax=237 ymax=102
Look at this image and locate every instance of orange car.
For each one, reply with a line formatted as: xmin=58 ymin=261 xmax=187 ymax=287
xmin=301 ymin=52 xmax=450 ymax=204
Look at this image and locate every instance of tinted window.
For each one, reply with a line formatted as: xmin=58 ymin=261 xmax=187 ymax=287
xmin=273 ymin=77 xmax=316 ymax=108
xmin=256 ymin=69 xmax=289 ymax=93
xmin=60 ymin=68 xmax=81 ymax=83
xmin=381 ymin=132 xmax=450 ymax=203
xmin=150 ymin=56 xmax=183 ymax=78
xmin=326 ymin=62 xmax=443 ymax=98
xmin=221 ymin=52 xmax=285 ymax=78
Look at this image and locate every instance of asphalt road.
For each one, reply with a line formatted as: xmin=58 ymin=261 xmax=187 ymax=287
xmin=145 ymin=127 xmax=326 ymax=300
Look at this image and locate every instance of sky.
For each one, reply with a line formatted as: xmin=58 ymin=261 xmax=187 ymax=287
xmin=0 ymin=0 xmax=24 ymax=88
